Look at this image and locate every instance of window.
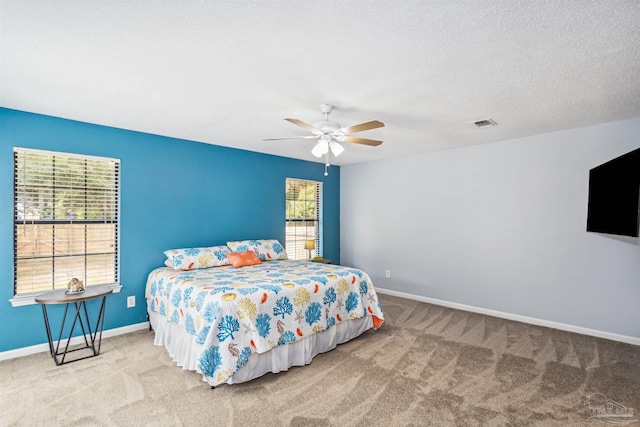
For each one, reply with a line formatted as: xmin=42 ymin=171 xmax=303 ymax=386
xmin=13 ymin=148 xmax=119 ymax=296
xmin=285 ymin=178 xmax=321 ymax=260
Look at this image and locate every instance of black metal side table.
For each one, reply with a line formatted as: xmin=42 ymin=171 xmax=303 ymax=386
xmin=35 ymin=286 xmax=113 ymax=365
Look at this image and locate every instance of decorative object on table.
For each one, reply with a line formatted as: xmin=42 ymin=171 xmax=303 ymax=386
xmin=66 ymin=277 xmax=85 ymax=294
xmin=304 ymin=239 xmax=315 ymax=260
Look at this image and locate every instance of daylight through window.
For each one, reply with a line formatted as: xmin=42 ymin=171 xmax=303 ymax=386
xmin=285 ymin=178 xmax=321 ymax=260
xmin=13 ymin=148 xmax=120 ymax=295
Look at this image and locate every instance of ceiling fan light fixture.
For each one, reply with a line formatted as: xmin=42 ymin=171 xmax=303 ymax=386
xmin=330 ymin=141 xmax=344 ymax=157
xmin=311 ymin=140 xmax=329 ymax=158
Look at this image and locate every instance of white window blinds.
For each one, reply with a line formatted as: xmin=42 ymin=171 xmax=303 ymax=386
xmin=285 ymin=178 xmax=321 ymax=260
xmin=13 ymin=148 xmax=120 ymax=295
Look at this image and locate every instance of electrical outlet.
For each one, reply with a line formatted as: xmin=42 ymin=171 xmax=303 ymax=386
xmin=385 ymin=270 xmax=391 ymax=278
xmin=127 ymin=295 xmax=135 ymax=308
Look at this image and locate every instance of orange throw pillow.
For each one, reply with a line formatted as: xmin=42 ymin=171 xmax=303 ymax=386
xmin=227 ymin=250 xmax=262 ymax=268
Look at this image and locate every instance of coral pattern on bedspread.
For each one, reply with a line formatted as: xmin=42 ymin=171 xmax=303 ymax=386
xmin=146 ymin=260 xmax=384 ymax=385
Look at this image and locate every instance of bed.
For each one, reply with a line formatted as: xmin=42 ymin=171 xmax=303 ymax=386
xmin=145 ymin=240 xmax=385 ymax=387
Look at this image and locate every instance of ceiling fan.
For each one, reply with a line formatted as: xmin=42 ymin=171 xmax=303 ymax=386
xmin=264 ymin=104 xmax=384 ymax=175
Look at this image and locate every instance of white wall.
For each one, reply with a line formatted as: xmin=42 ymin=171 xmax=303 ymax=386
xmin=341 ymin=118 xmax=640 ymax=339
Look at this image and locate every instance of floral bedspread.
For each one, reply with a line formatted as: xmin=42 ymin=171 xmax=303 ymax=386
xmin=146 ymin=260 xmax=385 ymax=385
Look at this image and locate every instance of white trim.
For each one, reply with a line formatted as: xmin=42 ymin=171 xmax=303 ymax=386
xmin=13 ymin=146 xmax=120 ymax=163
xmin=0 ymin=321 xmax=149 ymax=361
xmin=13 ymin=148 xmax=121 ymax=296
xmin=285 ymin=178 xmax=323 ymax=260
xmin=9 ymin=284 xmax=123 ymax=307
xmin=375 ymin=287 xmax=640 ymax=346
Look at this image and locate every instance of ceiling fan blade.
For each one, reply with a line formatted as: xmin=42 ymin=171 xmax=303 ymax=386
xmin=343 ymin=136 xmax=383 ymax=146
xmin=340 ymin=120 xmax=385 ymax=134
xmin=263 ymin=135 xmax=318 ymax=141
xmin=285 ymin=118 xmax=319 ymax=132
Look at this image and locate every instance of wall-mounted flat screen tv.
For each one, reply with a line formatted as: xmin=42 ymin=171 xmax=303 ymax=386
xmin=586 ymin=147 xmax=640 ymax=237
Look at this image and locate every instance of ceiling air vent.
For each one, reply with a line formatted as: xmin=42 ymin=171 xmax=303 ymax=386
xmin=474 ymin=118 xmax=497 ymax=128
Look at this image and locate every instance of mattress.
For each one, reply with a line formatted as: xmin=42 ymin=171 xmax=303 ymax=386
xmin=145 ymin=260 xmax=384 ymax=387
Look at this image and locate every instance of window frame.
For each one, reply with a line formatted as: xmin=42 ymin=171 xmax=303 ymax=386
xmin=10 ymin=147 xmax=122 ymax=307
xmin=285 ymin=178 xmax=322 ymax=261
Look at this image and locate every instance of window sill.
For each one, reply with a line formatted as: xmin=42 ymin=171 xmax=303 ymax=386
xmin=9 ymin=284 xmax=122 ymax=307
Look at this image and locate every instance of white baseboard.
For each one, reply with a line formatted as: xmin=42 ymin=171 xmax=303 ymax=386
xmin=4 ymin=289 xmax=637 ymax=360
xmin=375 ymin=287 xmax=640 ymax=346
xmin=0 ymin=321 xmax=150 ymax=362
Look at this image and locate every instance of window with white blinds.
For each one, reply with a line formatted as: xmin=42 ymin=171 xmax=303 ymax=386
xmin=285 ymin=178 xmax=321 ymax=260
xmin=13 ymin=148 xmax=120 ymax=295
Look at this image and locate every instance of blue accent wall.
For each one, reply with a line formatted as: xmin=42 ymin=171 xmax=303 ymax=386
xmin=0 ymin=108 xmax=340 ymax=352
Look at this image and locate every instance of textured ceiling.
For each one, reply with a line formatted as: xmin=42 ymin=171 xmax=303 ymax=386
xmin=2 ymin=1 xmax=640 ymax=166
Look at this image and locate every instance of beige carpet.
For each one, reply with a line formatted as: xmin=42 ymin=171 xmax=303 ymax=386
xmin=1 ymin=294 xmax=639 ymax=426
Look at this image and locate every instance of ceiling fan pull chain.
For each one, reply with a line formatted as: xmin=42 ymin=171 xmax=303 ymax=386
xmin=324 ymin=152 xmax=330 ymax=176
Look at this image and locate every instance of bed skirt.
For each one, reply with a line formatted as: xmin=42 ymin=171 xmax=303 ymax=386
xmin=148 ymin=310 xmax=373 ymax=386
